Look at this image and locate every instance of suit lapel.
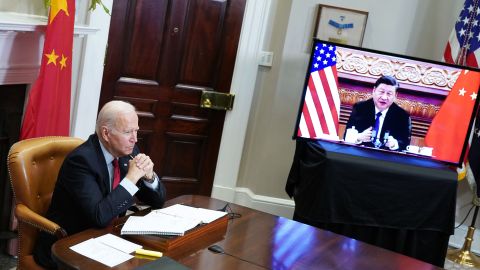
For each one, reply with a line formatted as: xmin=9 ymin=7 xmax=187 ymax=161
xmin=368 ymin=99 xmax=376 ymax=127
xmin=382 ymin=105 xmax=396 ymax=138
xmin=119 ymin=157 xmax=129 ymax=179
xmin=90 ymin=135 xmax=111 ymax=193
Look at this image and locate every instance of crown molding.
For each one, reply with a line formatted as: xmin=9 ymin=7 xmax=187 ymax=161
xmin=0 ymin=12 xmax=98 ymax=36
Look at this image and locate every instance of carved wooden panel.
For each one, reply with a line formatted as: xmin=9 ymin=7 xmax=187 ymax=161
xmin=124 ymin=0 xmax=169 ymax=79
xmin=336 ymin=47 xmax=460 ymax=93
xmin=180 ymin=0 xmax=227 ymax=85
xmin=163 ymin=133 xmax=206 ymax=181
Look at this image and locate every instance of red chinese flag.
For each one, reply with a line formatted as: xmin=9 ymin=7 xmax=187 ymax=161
xmin=425 ymin=70 xmax=480 ymax=163
xmin=20 ymin=0 xmax=75 ymax=139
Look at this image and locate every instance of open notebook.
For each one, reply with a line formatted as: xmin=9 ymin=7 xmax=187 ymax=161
xmin=121 ymin=204 xmax=227 ymax=236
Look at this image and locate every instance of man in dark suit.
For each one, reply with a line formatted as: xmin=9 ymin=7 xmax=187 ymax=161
xmin=33 ymin=101 xmax=166 ymax=269
xmin=344 ymin=75 xmax=411 ymax=151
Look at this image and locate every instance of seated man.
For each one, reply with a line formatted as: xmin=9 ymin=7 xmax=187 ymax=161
xmin=33 ymin=100 xmax=167 ymax=269
xmin=344 ymin=75 xmax=412 ymax=151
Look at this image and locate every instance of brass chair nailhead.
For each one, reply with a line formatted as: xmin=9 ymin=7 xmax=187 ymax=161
xmin=36 ymin=195 xmax=40 ymax=199
xmin=50 ymin=156 xmax=54 ymax=160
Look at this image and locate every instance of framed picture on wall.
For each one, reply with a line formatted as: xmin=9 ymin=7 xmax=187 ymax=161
xmin=314 ymin=4 xmax=369 ymax=46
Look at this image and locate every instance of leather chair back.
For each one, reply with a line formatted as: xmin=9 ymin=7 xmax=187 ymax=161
xmin=8 ymin=136 xmax=83 ymax=270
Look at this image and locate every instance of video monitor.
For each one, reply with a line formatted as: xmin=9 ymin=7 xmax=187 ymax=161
xmin=293 ymin=39 xmax=480 ymax=166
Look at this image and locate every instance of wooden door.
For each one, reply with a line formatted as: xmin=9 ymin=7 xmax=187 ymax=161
xmin=99 ymin=0 xmax=246 ymax=199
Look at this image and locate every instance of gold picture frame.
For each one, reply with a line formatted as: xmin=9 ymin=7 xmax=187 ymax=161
xmin=314 ymin=4 xmax=369 ymax=46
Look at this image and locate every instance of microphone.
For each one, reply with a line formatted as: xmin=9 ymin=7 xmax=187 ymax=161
xmin=371 ymin=129 xmax=377 ymax=143
xmin=218 ymin=203 xmax=229 ymax=212
xmin=383 ymin=131 xmax=390 ymax=144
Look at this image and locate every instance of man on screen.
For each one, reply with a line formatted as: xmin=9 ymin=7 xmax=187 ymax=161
xmin=344 ymin=75 xmax=412 ymax=151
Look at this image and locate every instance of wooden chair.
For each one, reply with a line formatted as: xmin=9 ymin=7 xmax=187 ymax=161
xmin=7 ymin=136 xmax=83 ymax=270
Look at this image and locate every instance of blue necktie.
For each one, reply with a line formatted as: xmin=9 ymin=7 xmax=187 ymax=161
xmin=372 ymin=112 xmax=382 ymax=141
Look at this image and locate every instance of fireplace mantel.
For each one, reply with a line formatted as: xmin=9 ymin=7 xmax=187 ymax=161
xmin=0 ymin=11 xmax=98 ymax=35
xmin=0 ymin=12 xmax=98 ymax=85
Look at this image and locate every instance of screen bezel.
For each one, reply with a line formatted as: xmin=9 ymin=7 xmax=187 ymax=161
xmin=293 ymin=38 xmax=480 ymax=167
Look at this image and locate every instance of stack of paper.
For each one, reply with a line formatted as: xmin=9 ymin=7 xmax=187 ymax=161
xmin=121 ymin=212 xmax=199 ymax=236
xmin=120 ymin=204 xmax=227 ymax=236
xmin=153 ymin=204 xmax=228 ymax=223
xmin=70 ymin=233 xmax=142 ymax=267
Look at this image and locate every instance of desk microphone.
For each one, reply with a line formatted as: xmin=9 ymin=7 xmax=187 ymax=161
xmin=383 ymin=131 xmax=390 ymax=144
xmin=218 ymin=203 xmax=229 ymax=212
xmin=371 ymin=129 xmax=377 ymax=142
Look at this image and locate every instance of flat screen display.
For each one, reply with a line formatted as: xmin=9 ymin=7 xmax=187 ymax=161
xmin=293 ymin=39 xmax=480 ymax=166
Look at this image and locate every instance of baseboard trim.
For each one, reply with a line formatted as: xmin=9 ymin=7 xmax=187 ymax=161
xmin=211 ymin=185 xmax=295 ymax=218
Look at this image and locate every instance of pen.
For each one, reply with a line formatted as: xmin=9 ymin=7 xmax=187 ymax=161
xmin=135 ymin=248 xmax=163 ymax=258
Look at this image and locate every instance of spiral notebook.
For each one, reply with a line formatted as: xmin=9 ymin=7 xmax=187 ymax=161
xmin=120 ymin=212 xmax=200 ymax=236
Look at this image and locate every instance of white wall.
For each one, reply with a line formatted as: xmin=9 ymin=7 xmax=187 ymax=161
xmin=0 ymin=0 xmax=46 ymax=15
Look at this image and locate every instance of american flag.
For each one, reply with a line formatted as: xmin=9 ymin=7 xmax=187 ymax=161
xmin=443 ymin=0 xmax=480 ymax=67
xmin=297 ymin=42 xmax=340 ymax=139
xmin=443 ymin=1 xmax=480 ymax=190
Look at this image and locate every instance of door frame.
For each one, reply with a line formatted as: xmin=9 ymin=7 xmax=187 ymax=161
xmin=210 ymin=0 xmax=272 ymax=202
xmin=71 ymin=0 xmax=272 ymax=202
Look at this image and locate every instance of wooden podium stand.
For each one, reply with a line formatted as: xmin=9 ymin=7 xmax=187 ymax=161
xmin=115 ymin=214 xmax=229 ymax=259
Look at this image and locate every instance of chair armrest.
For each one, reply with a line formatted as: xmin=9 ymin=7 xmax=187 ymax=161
xmin=15 ymin=204 xmax=67 ymax=239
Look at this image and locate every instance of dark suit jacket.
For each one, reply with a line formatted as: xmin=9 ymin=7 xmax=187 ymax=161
xmin=34 ymin=134 xmax=166 ymax=268
xmin=344 ymin=99 xmax=411 ymax=151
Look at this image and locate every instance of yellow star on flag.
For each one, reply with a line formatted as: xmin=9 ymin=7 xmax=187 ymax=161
xmin=59 ymin=54 xmax=68 ymax=70
xmin=45 ymin=49 xmax=59 ymax=66
xmin=50 ymin=0 xmax=69 ymax=24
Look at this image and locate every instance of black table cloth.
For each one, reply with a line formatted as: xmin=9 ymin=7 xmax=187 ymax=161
xmin=286 ymin=140 xmax=457 ymax=267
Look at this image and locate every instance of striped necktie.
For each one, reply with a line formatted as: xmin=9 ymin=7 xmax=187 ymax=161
xmin=372 ymin=112 xmax=382 ymax=141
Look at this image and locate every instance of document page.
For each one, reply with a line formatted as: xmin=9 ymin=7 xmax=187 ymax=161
xmin=153 ymin=204 xmax=227 ymax=223
xmin=70 ymin=238 xmax=133 ymax=267
xmin=96 ymin=233 xmax=142 ymax=253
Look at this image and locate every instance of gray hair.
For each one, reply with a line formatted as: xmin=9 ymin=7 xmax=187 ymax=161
xmin=95 ymin=100 xmax=136 ymax=135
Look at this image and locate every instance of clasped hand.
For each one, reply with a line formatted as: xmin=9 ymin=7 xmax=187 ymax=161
xmin=126 ymin=154 xmax=154 ymax=183
xmin=357 ymin=127 xmax=373 ymax=143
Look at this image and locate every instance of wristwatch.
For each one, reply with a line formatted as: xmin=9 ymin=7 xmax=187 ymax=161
xmin=142 ymin=172 xmax=158 ymax=184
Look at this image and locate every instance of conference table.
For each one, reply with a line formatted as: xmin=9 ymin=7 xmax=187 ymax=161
xmin=52 ymin=195 xmax=443 ymax=269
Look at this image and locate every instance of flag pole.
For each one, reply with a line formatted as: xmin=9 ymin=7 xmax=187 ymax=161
xmin=446 ymin=204 xmax=480 ymax=267
xmin=444 ymin=0 xmax=480 ymax=267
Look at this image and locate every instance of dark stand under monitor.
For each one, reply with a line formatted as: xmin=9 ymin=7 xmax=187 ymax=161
xmin=286 ymin=140 xmax=457 ymax=267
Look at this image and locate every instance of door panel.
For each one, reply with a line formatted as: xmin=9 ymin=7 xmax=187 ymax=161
xmin=100 ymin=0 xmax=246 ymax=199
